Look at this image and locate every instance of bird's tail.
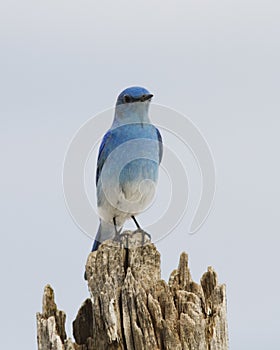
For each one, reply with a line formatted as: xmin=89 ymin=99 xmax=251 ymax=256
xmin=91 ymin=220 xmax=116 ymax=251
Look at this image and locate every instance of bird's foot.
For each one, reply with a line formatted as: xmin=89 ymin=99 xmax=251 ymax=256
xmin=119 ymin=231 xmax=131 ymax=249
xmin=132 ymin=229 xmax=151 ymax=246
xmin=114 ymin=229 xmax=151 ymax=249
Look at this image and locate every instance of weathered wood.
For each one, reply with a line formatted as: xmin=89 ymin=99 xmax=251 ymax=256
xmin=36 ymin=284 xmax=76 ymax=350
xmin=37 ymin=232 xmax=228 ymax=349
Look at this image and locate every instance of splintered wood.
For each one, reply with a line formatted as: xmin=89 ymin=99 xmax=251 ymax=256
xmin=37 ymin=236 xmax=228 ymax=350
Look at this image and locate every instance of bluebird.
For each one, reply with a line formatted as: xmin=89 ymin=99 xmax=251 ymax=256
xmin=91 ymin=86 xmax=163 ymax=252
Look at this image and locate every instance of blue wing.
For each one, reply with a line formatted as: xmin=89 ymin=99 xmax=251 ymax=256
xmin=156 ymin=128 xmax=163 ymax=163
xmin=96 ymin=131 xmax=113 ymax=185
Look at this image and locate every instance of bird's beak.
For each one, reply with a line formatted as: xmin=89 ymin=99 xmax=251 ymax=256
xmin=141 ymin=94 xmax=153 ymax=102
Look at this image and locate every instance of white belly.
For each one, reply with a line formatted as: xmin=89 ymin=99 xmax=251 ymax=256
xmin=97 ymin=178 xmax=156 ymax=227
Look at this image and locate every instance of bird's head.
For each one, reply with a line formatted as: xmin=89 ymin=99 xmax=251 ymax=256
xmin=114 ymin=86 xmax=153 ymax=125
xmin=116 ymin=86 xmax=153 ymax=106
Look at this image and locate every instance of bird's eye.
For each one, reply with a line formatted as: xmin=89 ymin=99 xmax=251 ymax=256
xmin=123 ymin=95 xmax=132 ymax=103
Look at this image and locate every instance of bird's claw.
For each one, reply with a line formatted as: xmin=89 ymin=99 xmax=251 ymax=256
xmin=118 ymin=230 xmax=151 ymax=248
xmin=119 ymin=231 xmax=130 ymax=249
xmin=132 ymin=229 xmax=151 ymax=246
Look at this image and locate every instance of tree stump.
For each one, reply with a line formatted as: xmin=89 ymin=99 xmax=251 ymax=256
xmin=37 ymin=232 xmax=228 ymax=349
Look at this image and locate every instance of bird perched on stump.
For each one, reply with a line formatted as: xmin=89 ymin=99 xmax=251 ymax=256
xmin=90 ymin=86 xmax=163 ymax=252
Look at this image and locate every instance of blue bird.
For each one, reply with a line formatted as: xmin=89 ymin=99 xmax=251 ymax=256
xmin=91 ymin=86 xmax=163 ymax=252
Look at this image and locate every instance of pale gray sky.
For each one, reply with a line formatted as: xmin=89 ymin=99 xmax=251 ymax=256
xmin=1 ymin=1 xmax=280 ymax=349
